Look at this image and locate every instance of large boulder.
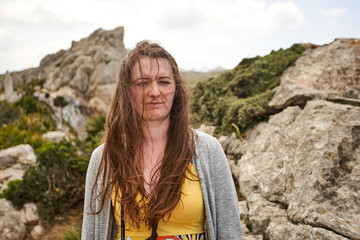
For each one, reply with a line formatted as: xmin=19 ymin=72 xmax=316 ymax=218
xmin=0 ymin=144 xmax=36 ymax=193
xmin=230 ymin=100 xmax=360 ymax=239
xmin=0 ymin=198 xmax=26 ymax=240
xmin=269 ymin=38 xmax=360 ymax=110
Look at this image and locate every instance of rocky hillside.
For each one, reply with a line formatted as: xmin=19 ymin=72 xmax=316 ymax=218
xmin=0 ymin=27 xmax=127 ymax=138
xmin=204 ymin=38 xmax=360 ymax=240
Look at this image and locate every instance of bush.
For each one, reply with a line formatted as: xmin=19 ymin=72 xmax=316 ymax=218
xmin=14 ymin=96 xmax=51 ymax=115
xmin=14 ymin=79 xmax=45 ymax=96
xmin=0 ymin=101 xmax=20 ymax=125
xmin=191 ymin=44 xmax=307 ymax=134
xmin=0 ymin=141 xmax=88 ymax=220
xmin=53 ymin=96 xmax=68 ymax=108
xmin=0 ymin=124 xmax=43 ymax=150
xmin=17 ymin=113 xmax=56 ymax=133
xmin=86 ymin=115 xmax=105 ymax=148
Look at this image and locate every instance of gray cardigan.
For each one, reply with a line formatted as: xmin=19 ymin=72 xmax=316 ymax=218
xmin=81 ymin=130 xmax=242 ymax=239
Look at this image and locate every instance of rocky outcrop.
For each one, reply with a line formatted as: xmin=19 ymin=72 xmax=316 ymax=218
xmin=1 ymin=72 xmax=20 ymax=103
xmin=41 ymin=131 xmax=69 ymax=143
xmin=0 ymin=198 xmax=26 ymax=240
xmin=0 ymin=199 xmax=40 ymax=240
xmin=269 ymin=38 xmax=360 ymax=110
xmin=0 ymin=27 xmax=127 ymax=138
xmin=227 ymin=100 xmax=359 ymax=239
xmin=0 ymin=144 xmax=36 ymax=193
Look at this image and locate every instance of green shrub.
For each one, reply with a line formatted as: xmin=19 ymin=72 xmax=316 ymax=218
xmin=86 ymin=115 xmax=105 ymax=147
xmin=191 ymin=44 xmax=307 ymax=134
xmin=14 ymin=96 xmax=51 ymax=115
xmin=54 ymin=96 xmax=68 ymax=108
xmin=14 ymin=79 xmax=45 ymax=96
xmin=0 ymin=124 xmax=43 ymax=150
xmin=0 ymin=141 xmax=88 ymax=220
xmin=0 ymin=101 xmax=20 ymax=125
xmin=17 ymin=113 xmax=56 ymax=133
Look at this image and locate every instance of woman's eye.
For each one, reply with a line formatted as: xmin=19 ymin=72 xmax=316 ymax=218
xmin=136 ymin=81 xmax=149 ymax=86
xmin=159 ymin=81 xmax=170 ymax=85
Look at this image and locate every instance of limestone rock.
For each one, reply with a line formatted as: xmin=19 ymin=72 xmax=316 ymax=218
xmin=20 ymin=203 xmax=39 ymax=224
xmin=196 ymin=124 xmax=215 ymax=136
xmin=3 ymin=72 xmax=20 ymax=103
xmin=0 ymin=144 xmax=36 ymax=169
xmin=265 ymin=217 xmax=348 ymax=240
xmin=30 ymin=224 xmax=44 ymax=239
xmin=41 ymin=131 xmax=68 ymax=143
xmin=232 ymin=100 xmax=360 ymax=239
xmin=0 ymin=144 xmax=36 ymax=192
xmin=0 ymin=198 xmax=26 ymax=240
xmin=0 ymin=27 xmax=127 ymax=138
xmin=269 ymin=38 xmax=360 ymax=110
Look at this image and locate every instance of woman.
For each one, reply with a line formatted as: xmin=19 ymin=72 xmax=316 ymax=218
xmin=81 ymin=41 xmax=242 ymax=240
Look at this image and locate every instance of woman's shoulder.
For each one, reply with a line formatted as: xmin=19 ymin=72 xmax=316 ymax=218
xmin=88 ymin=143 xmax=105 ymax=170
xmin=193 ymin=129 xmax=219 ymax=143
xmin=193 ymin=129 xmax=222 ymax=152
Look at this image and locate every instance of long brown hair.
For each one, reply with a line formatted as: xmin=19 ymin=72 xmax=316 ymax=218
xmin=90 ymin=40 xmax=196 ymax=228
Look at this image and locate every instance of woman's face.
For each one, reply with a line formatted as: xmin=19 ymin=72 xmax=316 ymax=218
xmin=131 ymin=56 xmax=176 ymax=124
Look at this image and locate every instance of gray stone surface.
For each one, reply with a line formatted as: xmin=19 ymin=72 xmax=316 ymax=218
xmin=230 ymin=100 xmax=360 ymax=239
xmin=0 ymin=199 xmax=26 ymax=240
xmin=0 ymin=144 xmax=36 ymax=193
xmin=41 ymin=131 xmax=68 ymax=143
xmin=269 ymin=38 xmax=360 ymax=110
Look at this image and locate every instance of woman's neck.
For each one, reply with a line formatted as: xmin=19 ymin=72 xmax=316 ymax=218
xmin=142 ymin=118 xmax=170 ymax=146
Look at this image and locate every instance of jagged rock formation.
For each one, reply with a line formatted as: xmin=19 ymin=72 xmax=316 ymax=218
xmin=228 ymin=100 xmax=359 ymax=239
xmin=0 ymin=144 xmax=36 ymax=193
xmin=0 ymin=27 xmax=127 ymax=138
xmin=269 ymin=38 xmax=360 ymax=110
xmin=0 ymin=199 xmax=39 ymax=240
xmin=1 ymin=72 xmax=20 ymax=103
xmin=216 ymin=38 xmax=360 ymax=239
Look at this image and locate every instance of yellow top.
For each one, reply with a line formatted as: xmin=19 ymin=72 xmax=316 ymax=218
xmin=111 ymin=163 xmax=205 ymax=240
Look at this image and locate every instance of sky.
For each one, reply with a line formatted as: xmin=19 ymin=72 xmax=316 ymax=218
xmin=0 ymin=0 xmax=359 ymax=74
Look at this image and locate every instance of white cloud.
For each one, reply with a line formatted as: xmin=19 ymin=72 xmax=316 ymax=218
xmin=0 ymin=0 xmax=307 ymax=73
xmin=319 ymin=8 xmax=347 ymax=17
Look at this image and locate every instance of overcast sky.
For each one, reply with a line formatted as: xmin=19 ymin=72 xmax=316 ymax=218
xmin=1 ymin=0 xmax=359 ymax=74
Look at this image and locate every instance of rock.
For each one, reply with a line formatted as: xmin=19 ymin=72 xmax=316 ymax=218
xmin=4 ymin=71 xmax=20 ymax=103
xmin=196 ymin=124 xmax=215 ymax=136
xmin=0 ymin=144 xmax=36 ymax=169
xmin=218 ymin=133 xmax=247 ymax=160
xmin=232 ymin=100 xmax=360 ymax=239
xmin=0 ymin=144 xmax=36 ymax=192
xmin=41 ymin=131 xmax=68 ymax=143
xmin=30 ymin=224 xmax=44 ymax=239
xmin=0 ymin=27 xmax=127 ymax=138
xmin=265 ymin=217 xmax=349 ymax=240
xmin=20 ymin=203 xmax=39 ymax=224
xmin=0 ymin=198 xmax=26 ymax=240
xmin=269 ymin=38 xmax=360 ymax=110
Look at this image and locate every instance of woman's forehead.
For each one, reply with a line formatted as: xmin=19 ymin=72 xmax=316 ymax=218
xmin=132 ymin=57 xmax=172 ymax=77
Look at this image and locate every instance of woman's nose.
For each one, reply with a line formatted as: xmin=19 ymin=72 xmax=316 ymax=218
xmin=149 ymin=82 xmax=160 ymax=97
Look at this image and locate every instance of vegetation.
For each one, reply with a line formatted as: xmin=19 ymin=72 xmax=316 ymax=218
xmin=0 ymin=109 xmax=105 ymax=221
xmin=0 ymin=100 xmax=20 ymax=125
xmin=0 ymin=141 xmax=88 ymax=220
xmin=0 ymin=96 xmax=56 ymax=149
xmin=14 ymin=78 xmax=45 ymax=96
xmin=53 ymin=95 xmax=68 ymax=108
xmin=191 ymin=44 xmax=307 ymax=134
xmin=62 ymin=226 xmax=82 ymax=240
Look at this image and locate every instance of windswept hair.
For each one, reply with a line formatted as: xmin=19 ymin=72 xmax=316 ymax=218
xmin=90 ymin=40 xmax=196 ymax=228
